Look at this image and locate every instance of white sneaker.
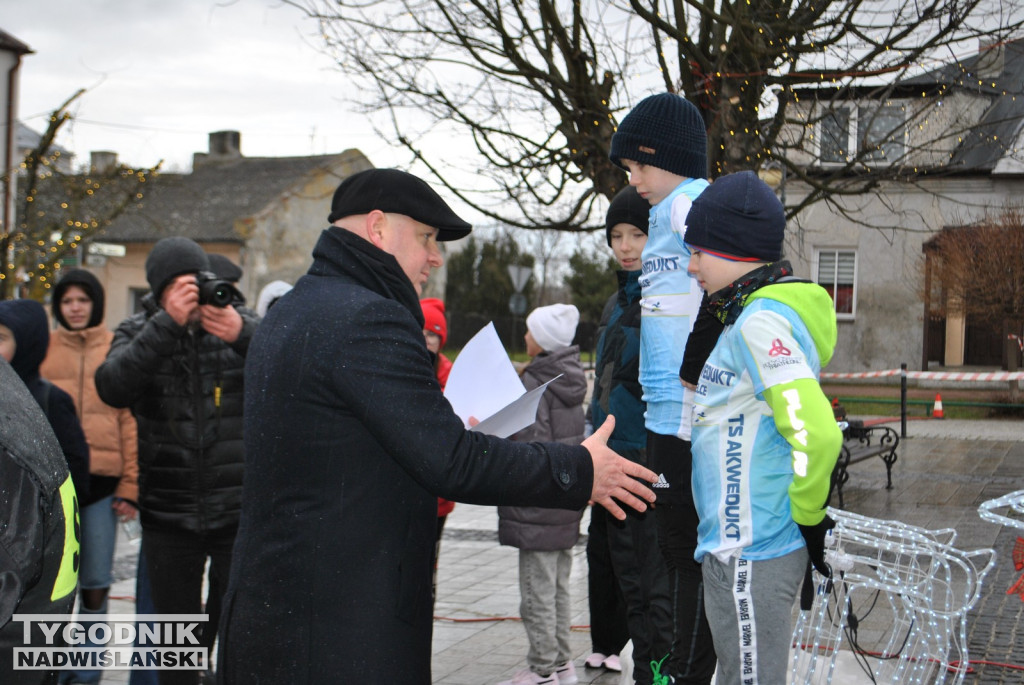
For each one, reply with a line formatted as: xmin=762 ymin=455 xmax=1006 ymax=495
xmin=603 ymin=654 xmax=622 ymax=672
xmin=496 ymin=668 xmax=559 ymax=685
xmin=555 ymin=661 xmax=578 ymax=685
xmin=584 ymin=652 xmax=607 ymax=668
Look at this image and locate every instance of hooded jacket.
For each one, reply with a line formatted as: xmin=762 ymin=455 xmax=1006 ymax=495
xmin=0 ymin=299 xmax=90 ymax=502
xmin=590 ymin=269 xmax=646 ymax=457
xmin=0 ymin=359 xmax=79 ymax=684
xmin=219 ymin=227 xmax=593 ymax=685
xmin=41 ymin=269 xmax=139 ymax=505
xmin=94 ymin=294 xmax=258 ymax=534
xmin=691 ymin=280 xmax=843 ymax=564
xmin=499 ymin=344 xmax=588 ymax=551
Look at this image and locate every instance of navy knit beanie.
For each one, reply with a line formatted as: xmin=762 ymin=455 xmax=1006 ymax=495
xmin=145 ymin=237 xmax=210 ymax=300
xmin=610 ymin=93 xmax=708 ymax=180
xmin=605 ymin=186 xmax=650 ymax=247
xmin=684 ymin=171 xmax=785 ymax=262
xmin=52 ymin=268 xmax=105 ymax=330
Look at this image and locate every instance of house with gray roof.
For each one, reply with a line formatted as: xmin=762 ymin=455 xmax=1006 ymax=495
xmin=773 ymin=38 xmax=1024 ymax=373
xmin=82 ymin=131 xmax=372 ymax=324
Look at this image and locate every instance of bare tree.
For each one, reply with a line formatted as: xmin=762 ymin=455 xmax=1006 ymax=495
xmin=286 ymin=0 xmax=1023 ymax=231
xmin=922 ymin=207 xmax=1024 ymax=328
xmin=2 ymin=91 xmax=160 ymax=300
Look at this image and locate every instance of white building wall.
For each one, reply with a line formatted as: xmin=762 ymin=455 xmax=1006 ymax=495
xmin=783 ymin=177 xmax=1021 ymax=373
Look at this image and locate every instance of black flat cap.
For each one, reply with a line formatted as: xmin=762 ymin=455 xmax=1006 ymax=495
xmin=327 ymin=168 xmax=472 ymax=241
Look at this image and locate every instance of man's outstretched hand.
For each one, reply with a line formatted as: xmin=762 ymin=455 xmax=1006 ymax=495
xmin=584 ymin=416 xmax=658 ymax=520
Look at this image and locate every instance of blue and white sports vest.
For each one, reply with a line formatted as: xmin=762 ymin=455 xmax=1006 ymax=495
xmin=639 ymin=177 xmax=709 ymax=439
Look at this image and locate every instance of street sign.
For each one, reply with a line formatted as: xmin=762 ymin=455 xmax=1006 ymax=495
xmin=507 ymin=264 xmax=532 ymax=293
xmin=85 ymin=254 xmax=107 ymax=268
xmin=509 ymin=293 xmax=528 ymax=316
xmin=87 ymin=242 xmax=127 ymax=258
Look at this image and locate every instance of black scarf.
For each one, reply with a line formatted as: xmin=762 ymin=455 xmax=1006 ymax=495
xmin=707 ymin=260 xmax=795 ymax=325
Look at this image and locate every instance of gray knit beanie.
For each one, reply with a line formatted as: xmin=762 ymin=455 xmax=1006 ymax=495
xmin=610 ymin=93 xmax=708 ymax=180
xmin=145 ymin=237 xmax=210 ymax=300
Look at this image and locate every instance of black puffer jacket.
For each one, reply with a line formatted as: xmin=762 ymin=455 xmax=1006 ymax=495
xmin=95 ymin=295 xmax=258 ymax=534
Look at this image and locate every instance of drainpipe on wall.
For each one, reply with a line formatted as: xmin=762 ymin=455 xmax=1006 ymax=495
xmin=3 ymin=54 xmax=23 ymax=299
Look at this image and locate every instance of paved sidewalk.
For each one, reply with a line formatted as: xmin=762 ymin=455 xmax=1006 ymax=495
xmin=94 ymin=417 xmax=1024 ymax=684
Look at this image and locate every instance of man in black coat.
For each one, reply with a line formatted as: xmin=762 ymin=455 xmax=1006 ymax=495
xmin=218 ymin=168 xmax=659 ymax=684
xmin=95 ymin=238 xmax=259 ymax=684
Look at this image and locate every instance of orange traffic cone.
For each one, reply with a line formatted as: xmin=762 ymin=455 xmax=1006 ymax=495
xmin=932 ymin=393 xmax=945 ymax=419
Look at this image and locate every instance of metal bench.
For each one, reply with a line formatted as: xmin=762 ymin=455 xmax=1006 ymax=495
xmin=831 ymin=419 xmax=900 ymax=508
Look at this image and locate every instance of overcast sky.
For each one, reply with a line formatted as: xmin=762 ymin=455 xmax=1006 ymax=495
xmin=5 ymin=0 xmax=407 ymax=173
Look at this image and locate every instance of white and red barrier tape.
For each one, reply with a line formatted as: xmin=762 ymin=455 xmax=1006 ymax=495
xmin=822 ymin=369 xmax=1024 ymax=381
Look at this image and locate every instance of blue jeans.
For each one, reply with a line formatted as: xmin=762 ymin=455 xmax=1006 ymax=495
xmin=79 ymin=496 xmax=118 ymax=590
xmin=58 ymin=497 xmax=118 ymax=684
xmin=129 ymin=547 xmax=158 ymax=685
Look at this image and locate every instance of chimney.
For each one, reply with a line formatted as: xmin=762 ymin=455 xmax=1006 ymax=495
xmin=193 ymin=131 xmax=242 ymax=169
xmin=976 ymin=40 xmax=1004 ymax=79
xmin=210 ymin=131 xmax=241 ymax=157
xmin=90 ymin=151 xmax=118 ymax=174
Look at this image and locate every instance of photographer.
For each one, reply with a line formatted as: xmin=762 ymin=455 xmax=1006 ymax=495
xmin=96 ymin=237 xmax=258 ymax=685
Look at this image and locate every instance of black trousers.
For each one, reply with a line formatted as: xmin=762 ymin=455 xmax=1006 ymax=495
xmin=586 ymin=505 xmax=629 ymax=656
xmin=648 ymin=431 xmax=717 ymax=685
xmin=143 ymin=527 xmax=236 ymax=685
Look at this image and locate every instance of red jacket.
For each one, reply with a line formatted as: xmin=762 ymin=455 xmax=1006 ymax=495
xmin=436 ymin=353 xmax=455 ymax=517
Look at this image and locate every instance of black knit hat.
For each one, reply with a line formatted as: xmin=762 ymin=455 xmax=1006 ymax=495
xmin=52 ymin=268 xmax=105 ymax=330
xmin=610 ymin=93 xmax=708 ymax=180
xmin=145 ymin=237 xmax=210 ymax=300
xmin=684 ymin=171 xmax=785 ymax=262
xmin=327 ymin=168 xmax=472 ymax=241
xmin=605 ymin=186 xmax=650 ymax=247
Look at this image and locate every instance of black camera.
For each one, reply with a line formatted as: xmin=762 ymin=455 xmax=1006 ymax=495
xmin=196 ymin=271 xmax=242 ymax=307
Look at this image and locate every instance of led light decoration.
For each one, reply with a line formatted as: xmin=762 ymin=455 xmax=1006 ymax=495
xmin=791 ymin=508 xmax=995 ymax=684
xmin=978 ymin=489 xmax=1024 ymax=600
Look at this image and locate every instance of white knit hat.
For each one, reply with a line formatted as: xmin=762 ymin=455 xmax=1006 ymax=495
xmin=256 ymin=280 xmax=293 ymax=318
xmin=526 ymin=303 xmax=579 ymax=352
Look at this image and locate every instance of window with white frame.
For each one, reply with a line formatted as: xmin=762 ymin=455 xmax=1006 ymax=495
xmin=820 ymin=106 xmax=852 ymax=163
xmin=817 ymin=102 xmax=905 ymax=165
xmin=858 ymin=104 xmax=905 ymax=162
xmin=815 ymin=249 xmax=857 ymax=318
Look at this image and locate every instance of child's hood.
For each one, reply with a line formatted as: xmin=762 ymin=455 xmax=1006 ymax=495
xmin=0 ymin=298 xmax=51 ymax=380
xmin=525 ymin=345 xmax=588 ymax=405
xmin=747 ymin=281 xmax=838 ymax=367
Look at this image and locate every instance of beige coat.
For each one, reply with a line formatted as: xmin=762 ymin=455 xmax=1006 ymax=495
xmin=41 ymin=325 xmax=138 ymax=503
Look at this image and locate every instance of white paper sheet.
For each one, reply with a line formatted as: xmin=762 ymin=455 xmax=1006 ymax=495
xmin=444 ymin=322 xmax=561 ymax=438
xmin=469 ymin=377 xmax=562 ymax=438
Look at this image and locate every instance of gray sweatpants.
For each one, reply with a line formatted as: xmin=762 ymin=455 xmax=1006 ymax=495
xmin=701 ymin=548 xmax=807 ymax=684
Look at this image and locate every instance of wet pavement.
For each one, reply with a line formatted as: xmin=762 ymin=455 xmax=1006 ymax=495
xmin=92 ymin=417 xmax=1024 ymax=684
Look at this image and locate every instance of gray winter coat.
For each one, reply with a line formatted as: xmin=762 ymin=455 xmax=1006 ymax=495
xmin=499 ymin=345 xmax=588 ymax=551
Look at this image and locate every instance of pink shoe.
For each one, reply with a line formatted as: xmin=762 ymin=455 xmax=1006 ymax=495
xmin=584 ymin=652 xmax=607 ymax=668
xmin=555 ymin=661 xmax=578 ymax=685
xmin=496 ymin=668 xmax=559 ymax=685
xmin=602 ymin=654 xmax=622 ymax=672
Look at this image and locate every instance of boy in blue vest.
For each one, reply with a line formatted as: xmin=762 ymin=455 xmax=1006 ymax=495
xmin=685 ymin=171 xmax=843 ymax=684
xmin=610 ymin=93 xmax=719 ymax=684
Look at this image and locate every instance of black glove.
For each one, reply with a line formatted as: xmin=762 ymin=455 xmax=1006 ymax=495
xmin=798 ymin=515 xmax=836 ymax=577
